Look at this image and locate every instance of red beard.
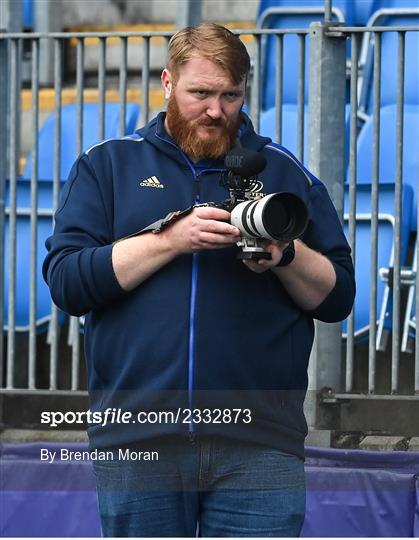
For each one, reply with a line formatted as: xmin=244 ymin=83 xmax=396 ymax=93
xmin=165 ymin=94 xmax=242 ymax=162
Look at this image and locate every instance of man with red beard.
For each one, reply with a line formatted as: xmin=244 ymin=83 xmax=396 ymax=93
xmin=44 ymin=23 xmax=354 ymax=537
xmin=162 ymin=56 xmax=242 ymax=163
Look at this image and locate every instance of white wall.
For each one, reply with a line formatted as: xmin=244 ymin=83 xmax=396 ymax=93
xmin=59 ymin=0 xmax=258 ymax=28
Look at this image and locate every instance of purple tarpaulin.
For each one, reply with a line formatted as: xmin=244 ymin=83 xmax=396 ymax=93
xmin=2 ymin=491 xmax=101 ymax=537
xmin=302 ymin=447 xmax=419 ymax=537
xmin=1 ymin=442 xmax=101 ymax=537
xmin=301 ymin=466 xmax=416 ymax=537
xmin=1 ymin=442 xmax=419 ymax=537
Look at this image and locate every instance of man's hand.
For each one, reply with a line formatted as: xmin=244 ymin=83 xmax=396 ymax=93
xmin=163 ymin=206 xmax=241 ymax=255
xmin=242 ymin=240 xmax=290 ymax=273
xmin=112 ymin=207 xmax=241 ymax=292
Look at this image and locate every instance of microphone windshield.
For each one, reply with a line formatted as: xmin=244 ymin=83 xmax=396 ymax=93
xmin=224 ymin=148 xmax=267 ymax=177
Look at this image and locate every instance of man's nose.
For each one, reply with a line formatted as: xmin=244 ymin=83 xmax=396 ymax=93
xmin=206 ymin=98 xmax=223 ymax=119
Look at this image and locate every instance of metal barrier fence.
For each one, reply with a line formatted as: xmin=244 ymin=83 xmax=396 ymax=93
xmin=0 ymin=23 xmax=418 ymax=424
xmin=338 ymin=22 xmax=418 ymax=401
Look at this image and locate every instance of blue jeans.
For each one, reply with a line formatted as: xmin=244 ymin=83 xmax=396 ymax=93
xmin=92 ymin=436 xmax=305 ymax=537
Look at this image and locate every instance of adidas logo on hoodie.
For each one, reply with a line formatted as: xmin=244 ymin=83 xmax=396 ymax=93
xmin=139 ymin=176 xmax=164 ymax=188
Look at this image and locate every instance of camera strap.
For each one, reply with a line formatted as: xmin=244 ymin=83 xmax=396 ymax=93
xmin=113 ymin=204 xmax=210 ymax=244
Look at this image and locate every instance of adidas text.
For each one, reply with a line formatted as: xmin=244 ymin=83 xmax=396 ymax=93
xmin=139 ymin=176 xmax=164 ymax=189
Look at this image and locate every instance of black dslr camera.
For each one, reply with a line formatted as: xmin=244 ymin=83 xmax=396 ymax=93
xmin=214 ymin=147 xmax=309 ymax=260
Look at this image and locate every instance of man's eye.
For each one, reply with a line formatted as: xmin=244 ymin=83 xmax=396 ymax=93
xmin=225 ymin=92 xmax=239 ymax=101
xmin=194 ymin=90 xmax=208 ymax=97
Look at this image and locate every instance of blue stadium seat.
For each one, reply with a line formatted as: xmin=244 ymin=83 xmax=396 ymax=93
xmin=23 ymin=102 xmax=140 ymax=182
xmin=370 ymin=0 xmax=419 ymax=12
xmin=353 ymin=0 xmax=377 ymax=25
xmin=260 ymin=104 xmax=351 ymax=166
xmin=257 ymin=0 xmax=356 ymax=24
xmin=257 ymin=0 xmax=379 ymax=26
xmin=23 ymin=0 xmax=34 ymax=28
xmin=342 ymin=183 xmax=413 ymax=342
xmin=259 ymin=105 xmax=309 ymax=162
xmin=359 ymin=5 xmax=419 ymax=115
xmin=3 ymin=180 xmax=58 ymax=331
xmin=401 ymin=243 xmax=417 ymax=353
xmin=5 ymin=102 xmax=139 ymax=331
xmin=354 ymin=104 xmax=419 ymax=230
xmin=257 ymin=2 xmax=347 ymax=112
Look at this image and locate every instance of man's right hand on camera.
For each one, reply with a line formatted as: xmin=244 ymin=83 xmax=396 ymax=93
xmin=164 ymin=206 xmax=241 ymax=254
xmin=112 ymin=207 xmax=241 ymax=291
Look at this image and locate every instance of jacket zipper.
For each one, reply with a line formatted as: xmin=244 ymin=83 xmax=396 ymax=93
xmin=154 ymin=132 xmax=225 ymax=438
xmin=187 ymin=173 xmax=201 ymax=435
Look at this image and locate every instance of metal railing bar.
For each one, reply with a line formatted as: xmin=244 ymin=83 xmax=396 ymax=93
xmin=53 ymin=39 xmax=83 ymax=390
xmin=369 ymin=31 xmax=381 ymax=392
xmin=5 ymin=208 xmax=55 ymax=217
xmin=0 ymin=37 xmax=6 ymax=387
xmin=250 ymin=34 xmax=261 ymax=132
xmin=6 ymin=39 xmax=19 ymax=390
xmin=98 ymin=37 xmax=106 ymax=142
xmin=69 ymin=315 xmax=80 ymax=391
xmin=0 ymin=29 xmax=311 ymax=40
xmin=324 ymin=0 xmax=332 ymax=23
xmin=53 ymin=40 xmax=62 ymax=212
xmin=345 ymin=32 xmax=358 ymax=392
xmin=119 ymin=37 xmax=128 ymax=136
xmin=0 ymin=388 xmax=88 ymax=396
xmin=141 ymin=36 xmax=150 ymax=126
xmin=71 ymin=320 xmax=80 ymax=390
xmin=328 ymin=26 xmax=419 ymax=34
xmin=28 ymin=38 xmax=39 ymax=389
xmin=70 ymin=37 xmax=84 ymax=391
xmin=342 ymin=212 xmax=395 ymax=223
xmin=391 ymin=31 xmax=405 ymax=394
xmin=274 ymin=34 xmax=283 ymax=144
xmin=366 ymin=7 xmax=419 ymax=29
xmin=333 ymin=393 xmax=419 ymax=401
xmin=297 ymin=34 xmax=305 ymax=163
xmin=76 ymin=39 xmax=84 ymax=156
xmin=2 ymin=27 xmax=417 ymax=40
xmin=49 ymin=37 xmax=63 ymax=388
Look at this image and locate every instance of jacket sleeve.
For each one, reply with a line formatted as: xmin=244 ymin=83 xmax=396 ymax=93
xmin=301 ymin=182 xmax=355 ymax=323
xmin=42 ymin=153 xmax=127 ymax=316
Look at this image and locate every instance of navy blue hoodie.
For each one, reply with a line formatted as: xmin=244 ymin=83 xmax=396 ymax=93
xmin=43 ymin=112 xmax=355 ymax=458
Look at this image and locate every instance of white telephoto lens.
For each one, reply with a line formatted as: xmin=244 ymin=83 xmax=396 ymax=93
xmin=249 ymin=194 xmax=278 ymax=240
xmin=230 ymin=192 xmax=307 ymax=241
xmin=231 ymin=201 xmax=260 ymax=239
xmin=230 ymin=194 xmax=281 ymax=240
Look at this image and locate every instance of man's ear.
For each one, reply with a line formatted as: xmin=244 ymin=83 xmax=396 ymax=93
xmin=161 ymin=69 xmax=174 ymax=99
